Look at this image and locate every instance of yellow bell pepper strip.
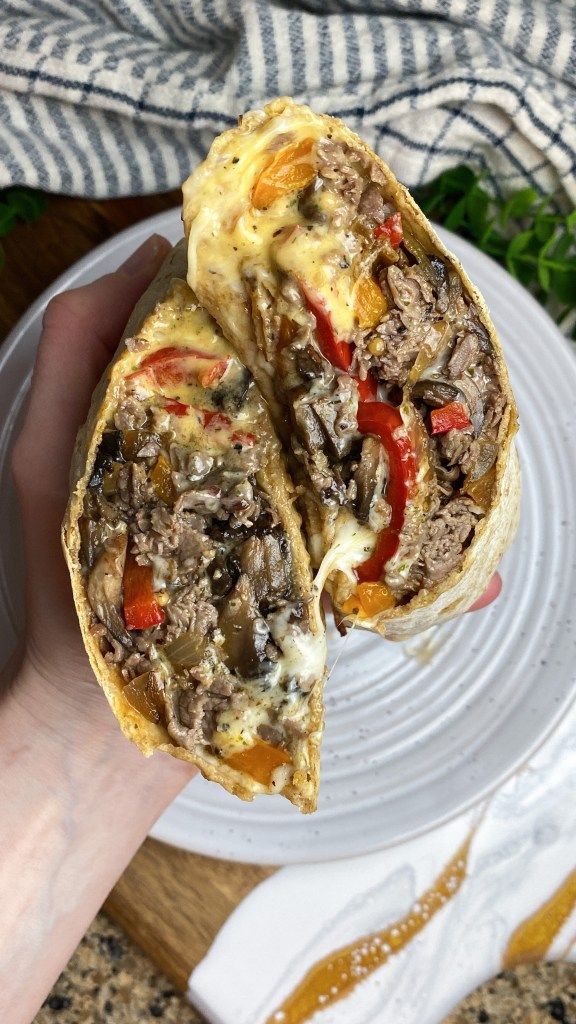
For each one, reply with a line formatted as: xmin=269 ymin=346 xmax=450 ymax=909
xmin=122 ymin=552 xmax=165 ymax=631
xmin=354 ymin=274 xmax=388 ymax=330
xmin=341 ymin=582 xmax=396 ymax=618
xmin=149 ymin=454 xmax=176 ymax=505
xmin=355 ymin=402 xmax=416 ymax=583
xmin=429 ymin=401 xmax=471 ymax=435
xmin=463 ymin=465 xmax=496 ymax=510
xmin=123 ymin=671 xmax=164 ymax=724
xmin=225 ymin=740 xmax=292 ymax=785
xmin=304 ymin=290 xmax=377 ymax=402
xmin=252 ymin=137 xmax=316 ymax=209
xmin=374 ymin=212 xmax=403 ymax=246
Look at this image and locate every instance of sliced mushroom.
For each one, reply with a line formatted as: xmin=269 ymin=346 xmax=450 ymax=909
xmin=462 ymin=437 xmax=498 ymax=481
xmin=87 ymin=530 xmax=131 ymax=645
xmin=79 ymin=517 xmax=127 ymax=570
xmin=354 ymin=436 xmax=388 ymax=523
xmin=210 ymin=549 xmax=240 ymax=598
xmin=292 ymin=398 xmax=326 ymax=455
xmin=88 ymin=430 xmax=124 ymax=488
xmin=411 ymin=379 xmax=461 ymax=408
xmin=295 ymin=344 xmax=333 ymax=382
xmin=298 ymin=177 xmax=327 ymax=223
xmin=219 ymin=574 xmax=277 ymax=678
xmin=211 ymin=365 xmax=252 ymax=413
xmin=239 ymin=532 xmax=292 ymax=605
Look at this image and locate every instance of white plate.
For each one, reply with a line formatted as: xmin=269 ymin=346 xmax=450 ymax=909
xmin=2 ymin=209 xmax=576 ymax=866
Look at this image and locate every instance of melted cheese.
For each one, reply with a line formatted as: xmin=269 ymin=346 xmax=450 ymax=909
xmin=120 ymin=285 xmax=260 ymax=454
xmin=269 ymin=605 xmax=326 ymax=690
xmin=313 ymin=511 xmax=376 ymax=596
xmin=184 ymin=110 xmax=359 ymax=340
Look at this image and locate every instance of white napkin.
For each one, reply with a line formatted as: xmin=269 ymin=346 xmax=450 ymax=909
xmin=189 ymin=702 xmax=576 ymax=1024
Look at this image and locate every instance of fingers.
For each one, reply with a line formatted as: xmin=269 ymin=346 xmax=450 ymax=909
xmin=469 ymin=573 xmax=502 ymax=611
xmin=12 ymin=234 xmax=171 ymax=499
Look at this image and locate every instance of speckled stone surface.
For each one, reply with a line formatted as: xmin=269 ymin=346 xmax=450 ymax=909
xmin=33 ymin=912 xmax=203 ymax=1024
xmin=33 ymin=912 xmax=576 ymax=1024
xmin=444 ymin=963 xmax=576 ymax=1023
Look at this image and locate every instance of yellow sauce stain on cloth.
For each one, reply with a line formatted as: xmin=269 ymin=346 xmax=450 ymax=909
xmin=503 ymin=867 xmax=576 ymax=968
xmin=266 ymin=839 xmax=471 ymax=1024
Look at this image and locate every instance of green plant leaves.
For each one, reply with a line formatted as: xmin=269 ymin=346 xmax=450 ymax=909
xmin=413 ymin=167 xmax=576 ymax=339
xmin=0 ymin=187 xmax=47 ymax=268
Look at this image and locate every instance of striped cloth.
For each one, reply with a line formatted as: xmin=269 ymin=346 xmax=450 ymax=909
xmin=1 ymin=1 xmax=575 ymax=202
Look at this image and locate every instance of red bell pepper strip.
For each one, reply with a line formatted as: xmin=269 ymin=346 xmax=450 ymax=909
xmin=355 ymin=403 xmax=416 ymax=583
xmin=429 ymin=401 xmax=471 ymax=435
xmin=304 ymin=292 xmax=377 ymax=402
xmin=203 ymin=410 xmax=232 ymax=429
xmin=231 ymin=430 xmax=256 ymax=447
xmin=198 ymin=359 xmax=230 ymax=388
xmin=131 ymin=347 xmax=230 ymax=389
xmin=123 ymin=553 xmax=165 ymax=631
xmin=374 ymin=212 xmax=403 ymax=247
xmin=164 ymin=400 xmax=189 ymax=417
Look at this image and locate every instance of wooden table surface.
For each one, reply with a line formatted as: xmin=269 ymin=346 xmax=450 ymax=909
xmin=0 ymin=191 xmax=274 ymax=994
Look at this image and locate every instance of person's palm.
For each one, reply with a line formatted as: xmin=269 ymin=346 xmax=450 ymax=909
xmin=10 ymin=235 xmax=172 ymax=711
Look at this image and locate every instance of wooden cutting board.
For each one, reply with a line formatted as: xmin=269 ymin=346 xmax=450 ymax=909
xmin=105 ymin=839 xmax=275 ymax=992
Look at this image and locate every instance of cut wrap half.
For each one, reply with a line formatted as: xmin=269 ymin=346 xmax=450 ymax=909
xmin=182 ymin=97 xmax=520 ymax=639
xmin=62 ymin=242 xmax=325 ymax=812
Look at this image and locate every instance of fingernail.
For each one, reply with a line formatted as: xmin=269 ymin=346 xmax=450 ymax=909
xmin=119 ymin=234 xmax=167 ymax=276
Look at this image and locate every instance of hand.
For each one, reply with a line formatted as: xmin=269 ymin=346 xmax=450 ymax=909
xmin=469 ymin=572 xmax=502 ymax=611
xmin=9 ymin=235 xmax=177 ymax=733
xmin=1 ymin=236 xmax=200 ymax=1024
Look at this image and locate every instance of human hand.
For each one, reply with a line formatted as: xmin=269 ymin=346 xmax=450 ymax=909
xmin=9 ymin=235 xmax=178 ymax=733
xmin=2 ymin=236 xmax=203 ymax=1024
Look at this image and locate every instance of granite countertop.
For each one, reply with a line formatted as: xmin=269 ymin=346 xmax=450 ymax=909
xmin=34 ymin=912 xmax=576 ymax=1024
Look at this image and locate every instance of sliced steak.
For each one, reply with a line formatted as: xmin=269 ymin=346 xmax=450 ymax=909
xmin=356 ymin=182 xmax=389 ymax=228
xmin=165 ymin=682 xmax=208 ymax=751
xmin=437 ymin=427 xmax=474 ymax=467
xmin=420 ymin=497 xmax=481 ymax=585
xmin=448 ymin=332 xmax=480 ymax=379
xmin=166 ymin=587 xmax=217 ymax=636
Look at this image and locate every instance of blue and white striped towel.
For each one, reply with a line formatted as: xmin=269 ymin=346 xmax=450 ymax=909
xmin=1 ymin=1 xmax=575 ymax=202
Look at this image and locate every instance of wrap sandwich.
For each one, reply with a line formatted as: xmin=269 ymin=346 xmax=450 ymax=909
xmin=182 ymin=98 xmax=520 ymax=640
xmin=62 ymin=242 xmax=325 ymax=812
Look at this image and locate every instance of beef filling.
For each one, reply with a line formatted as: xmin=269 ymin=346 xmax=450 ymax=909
xmin=81 ymin=389 xmax=307 ymax=756
xmin=248 ymin=134 xmax=507 ymax=598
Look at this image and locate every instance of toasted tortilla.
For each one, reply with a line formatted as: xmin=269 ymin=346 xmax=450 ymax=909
xmin=62 ymin=241 xmax=325 ymax=812
xmin=182 ymin=97 xmax=520 ymax=639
